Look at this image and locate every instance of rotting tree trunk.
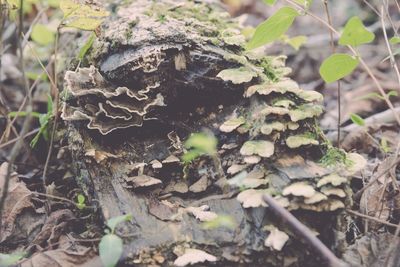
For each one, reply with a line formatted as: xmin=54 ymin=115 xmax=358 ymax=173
xmin=60 ymin=0 xmax=358 ymax=266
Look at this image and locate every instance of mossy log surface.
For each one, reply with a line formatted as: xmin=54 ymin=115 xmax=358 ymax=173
xmin=60 ymin=0 xmax=356 ymax=265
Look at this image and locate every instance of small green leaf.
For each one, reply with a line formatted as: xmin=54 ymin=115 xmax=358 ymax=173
xmin=181 ymin=149 xmax=202 ymax=163
xmin=339 ymin=16 xmax=375 ymax=47
xmin=246 ymin=7 xmax=299 ymax=50
xmin=31 ymin=24 xmax=55 ymax=46
xmin=60 ymin=0 xmax=109 ymax=31
xmin=78 ymin=33 xmax=96 ymax=60
xmin=182 ymin=133 xmax=218 ymax=163
xmin=106 ymin=214 xmax=132 ymax=233
xmin=26 ymin=71 xmax=48 ymax=81
xmin=319 ymin=53 xmax=359 ymax=83
xmin=99 ymin=234 xmax=123 ymax=267
xmin=47 ymin=95 xmax=53 ymax=114
xmin=390 ymin=36 xmax=400 ymax=45
xmin=285 ymin=35 xmax=307 ymax=50
xmin=77 ymin=194 xmax=85 ymax=204
xmin=263 ymin=0 xmax=277 ymax=5
xmin=184 ymin=133 xmax=217 ymax=155
xmin=350 ymin=113 xmax=365 ymax=126
xmin=380 ymin=137 xmax=391 ymax=153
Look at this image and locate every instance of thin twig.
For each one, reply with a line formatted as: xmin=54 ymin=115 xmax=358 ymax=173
xmin=353 ymin=156 xmax=400 ymax=200
xmin=0 ymin=128 xmax=39 ymax=149
xmin=380 ymin=5 xmax=400 ymax=88
xmin=262 ymin=194 xmax=347 ymax=267
xmin=32 ymin=192 xmax=96 ymax=209
xmin=346 ymin=209 xmax=398 ymax=228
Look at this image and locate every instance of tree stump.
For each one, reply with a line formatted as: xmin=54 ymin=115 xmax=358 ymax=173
xmin=60 ymin=0 xmax=362 ymax=265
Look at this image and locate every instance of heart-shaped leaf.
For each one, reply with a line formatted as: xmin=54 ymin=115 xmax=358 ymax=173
xmin=339 ymin=16 xmax=375 ymax=47
xmin=319 ymin=53 xmax=359 ymax=83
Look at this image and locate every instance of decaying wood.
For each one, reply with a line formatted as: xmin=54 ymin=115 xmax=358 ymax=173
xmin=60 ymin=0 xmax=362 ymax=265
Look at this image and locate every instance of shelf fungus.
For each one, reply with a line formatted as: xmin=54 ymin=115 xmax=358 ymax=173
xmin=62 ymin=65 xmax=165 ymax=135
xmin=60 ymin=0 xmax=366 ymax=265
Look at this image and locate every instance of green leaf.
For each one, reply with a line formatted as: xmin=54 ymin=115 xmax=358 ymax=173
xmin=99 ymin=234 xmax=123 ymax=267
xmin=339 ymin=16 xmax=375 ymax=47
xmin=319 ymin=53 xmax=359 ymax=83
xmin=184 ymin=133 xmax=217 ymax=155
xmin=380 ymin=137 xmax=391 ymax=153
xmin=31 ymin=24 xmax=55 ymax=46
xmin=106 ymin=214 xmax=132 ymax=233
xmin=246 ymin=7 xmax=299 ymax=50
xmin=263 ymin=0 xmax=277 ymax=5
xmin=26 ymin=71 xmax=48 ymax=81
xmin=390 ymin=36 xmax=400 ymax=45
xmin=78 ymin=33 xmax=96 ymax=60
xmin=181 ymin=149 xmax=202 ymax=163
xmin=47 ymin=95 xmax=53 ymax=114
xmin=285 ymin=35 xmax=307 ymax=50
xmin=350 ymin=113 xmax=365 ymax=126
xmin=60 ymin=0 xmax=109 ymax=31
xmin=77 ymin=194 xmax=85 ymax=204
xmin=0 ymin=253 xmax=24 ymax=266
xmin=76 ymin=193 xmax=86 ymax=210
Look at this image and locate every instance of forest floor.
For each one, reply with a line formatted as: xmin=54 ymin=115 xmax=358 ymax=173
xmin=1 ymin=0 xmax=400 ymax=266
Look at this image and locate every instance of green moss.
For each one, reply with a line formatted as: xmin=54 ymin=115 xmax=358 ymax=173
xmin=320 ymin=147 xmax=353 ymax=167
xmin=258 ymin=57 xmax=280 ymax=82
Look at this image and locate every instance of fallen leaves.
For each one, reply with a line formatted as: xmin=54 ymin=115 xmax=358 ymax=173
xmin=0 ymin=163 xmax=34 ymax=243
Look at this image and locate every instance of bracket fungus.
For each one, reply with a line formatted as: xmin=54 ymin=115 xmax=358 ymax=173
xmin=60 ymin=0 xmax=366 ymax=265
xmin=62 ymin=65 xmax=165 ymax=135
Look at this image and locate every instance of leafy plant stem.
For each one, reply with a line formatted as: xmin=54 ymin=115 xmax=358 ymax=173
xmin=322 ymin=0 xmax=342 ymax=147
xmin=284 ymin=0 xmax=400 ymax=126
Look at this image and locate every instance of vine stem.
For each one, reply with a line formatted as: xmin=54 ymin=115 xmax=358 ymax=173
xmin=284 ymin=0 xmax=400 ymax=126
